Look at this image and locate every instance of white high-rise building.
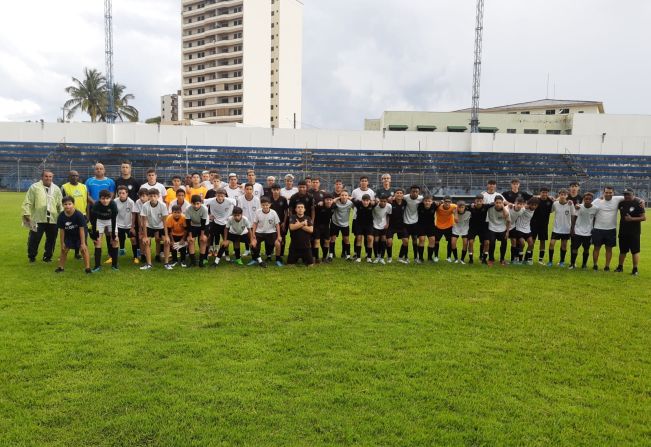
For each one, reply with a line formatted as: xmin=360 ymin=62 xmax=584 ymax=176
xmin=161 ymin=91 xmax=183 ymax=122
xmin=181 ymin=0 xmax=302 ymax=128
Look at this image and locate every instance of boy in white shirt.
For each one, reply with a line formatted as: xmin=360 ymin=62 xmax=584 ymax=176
xmin=114 ymin=185 xmax=136 ymax=260
xmin=570 ymin=192 xmax=599 ymax=270
xmin=251 ymin=196 xmax=283 ymax=267
xmin=139 ymin=188 xmax=169 ymax=270
xmin=216 ymin=207 xmax=251 ymax=266
xmin=547 ymin=189 xmax=574 ymax=267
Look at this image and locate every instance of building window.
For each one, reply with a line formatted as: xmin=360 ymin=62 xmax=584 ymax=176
xmin=507 ymin=129 xmax=516 ymax=134
xmin=546 ymin=109 xmax=556 ymax=115
xmin=220 ymin=98 xmax=229 ymax=104
xmin=520 ymin=111 xmax=530 ymax=115
xmin=560 ymin=108 xmax=570 ymax=114
xmin=546 ymin=130 xmax=561 ymax=135
xmin=197 ymin=100 xmax=205 ymax=107
xmin=198 ymin=112 xmax=205 ymax=119
xmin=524 ymin=129 xmax=539 ymax=134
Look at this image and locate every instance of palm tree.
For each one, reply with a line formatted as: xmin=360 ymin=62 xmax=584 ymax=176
xmin=63 ymin=68 xmax=106 ymax=122
xmin=101 ymin=83 xmax=139 ymax=122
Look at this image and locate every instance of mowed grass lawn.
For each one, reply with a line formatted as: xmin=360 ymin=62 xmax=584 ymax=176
xmin=1 ymin=191 xmax=650 ymax=446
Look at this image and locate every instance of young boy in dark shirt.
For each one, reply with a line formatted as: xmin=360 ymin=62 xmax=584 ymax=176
xmin=287 ymin=203 xmax=314 ymax=266
xmin=354 ymin=194 xmax=375 ymax=262
xmin=313 ymin=194 xmax=335 ymax=263
xmin=417 ymin=195 xmax=437 ymax=264
xmin=55 ymin=196 xmax=91 ymax=273
xmin=90 ymin=189 xmax=119 ymax=272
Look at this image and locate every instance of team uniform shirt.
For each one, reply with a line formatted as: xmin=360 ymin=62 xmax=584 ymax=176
xmin=86 ymin=177 xmax=116 ymax=201
xmin=592 ymin=196 xmax=625 ymax=230
xmin=618 ymin=200 xmax=645 ymax=236
xmin=469 ymin=205 xmax=489 ymax=234
xmin=168 ymin=198 xmax=191 ymax=214
xmin=355 ymin=203 xmax=374 ymax=229
xmin=403 ymin=195 xmax=423 ymax=225
xmin=452 ymin=210 xmax=471 ymax=236
xmin=280 ymin=187 xmax=298 ymax=201
xmin=140 ymin=201 xmax=169 ymax=229
xmin=185 ymin=205 xmax=209 ymax=228
xmin=165 ymin=188 xmax=179 ymax=205
xmin=568 ymin=194 xmax=584 ymax=206
xmin=57 ymin=210 xmax=87 ymax=245
xmin=309 ymin=189 xmax=327 ymax=205
xmin=289 ymin=193 xmax=314 ymax=216
xmin=417 ymin=204 xmax=437 ymax=229
xmin=351 ymin=188 xmax=376 ymax=221
xmin=133 ymin=199 xmax=147 ymax=218
xmin=508 ymin=208 xmax=525 ymax=232
xmin=116 ymin=177 xmax=141 ymax=202
xmin=270 ymin=196 xmax=289 ymax=226
xmin=376 ymin=187 xmax=395 ymax=200
xmin=288 ymin=215 xmax=313 ymax=249
xmin=91 ymin=201 xmax=118 ymax=234
xmin=481 ymin=191 xmax=498 ymax=205
xmin=61 ymin=183 xmax=88 ymax=214
xmin=226 ymin=185 xmax=244 ymax=201
xmin=502 ymin=190 xmax=533 ymax=204
xmin=166 ymin=214 xmax=187 ymax=237
xmin=114 ymin=197 xmax=135 ymax=229
xmin=237 ymin=195 xmax=261 ymax=223
xmin=226 ymin=216 xmax=251 ymax=236
xmin=246 ymin=183 xmax=265 ymax=198
xmin=531 ymin=197 xmax=554 ymax=229
xmin=514 ymin=208 xmax=535 ymax=234
xmin=205 ymin=197 xmax=237 ymax=226
xmin=254 ymin=209 xmax=281 ymax=234
xmin=143 ymin=182 xmax=167 ymax=200
xmin=201 ymin=180 xmax=213 ymax=191
xmin=389 ymin=200 xmax=406 ymax=229
xmin=573 ymin=205 xmax=599 ymax=237
xmin=435 ymin=205 xmax=457 ymax=230
xmin=486 ymin=206 xmax=510 ymax=233
xmin=552 ymin=201 xmax=575 ymax=234
xmin=187 ymin=186 xmax=208 ymax=201
xmin=332 ymin=199 xmax=354 ymax=227
xmin=314 ymin=205 xmax=335 ymax=227
xmin=372 ymin=204 xmax=392 ymax=230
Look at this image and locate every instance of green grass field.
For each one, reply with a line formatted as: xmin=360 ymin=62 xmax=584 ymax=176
xmin=1 ymin=192 xmax=650 ymax=446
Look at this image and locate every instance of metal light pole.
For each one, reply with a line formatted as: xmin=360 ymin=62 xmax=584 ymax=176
xmin=470 ymin=0 xmax=485 ymax=133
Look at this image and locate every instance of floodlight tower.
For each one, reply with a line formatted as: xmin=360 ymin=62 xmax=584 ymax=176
xmin=470 ymin=0 xmax=485 ymax=133
xmin=104 ymin=0 xmax=116 ymax=123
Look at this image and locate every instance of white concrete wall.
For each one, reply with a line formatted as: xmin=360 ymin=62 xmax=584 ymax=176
xmin=276 ymin=0 xmax=303 ymax=129
xmin=572 ymin=114 xmax=651 ymax=137
xmin=242 ymin=0 xmax=271 ymax=127
xmin=1 ymin=122 xmax=650 ymax=156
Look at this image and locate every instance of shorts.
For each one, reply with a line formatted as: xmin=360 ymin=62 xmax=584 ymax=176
xmin=313 ymin=224 xmax=331 ymax=240
xmin=63 ymin=237 xmax=82 ymax=250
xmin=592 ymin=229 xmax=617 ymax=248
xmin=372 ymin=228 xmax=387 ymax=238
xmin=210 ymin=223 xmax=226 ymax=243
xmin=330 ymin=224 xmax=350 ymax=237
xmin=510 ymin=230 xmax=531 ymax=240
xmin=147 ymin=227 xmax=163 ymax=238
xmin=571 ymin=235 xmax=592 ymax=251
xmin=489 ymin=230 xmax=507 ymax=243
xmin=619 ymin=234 xmax=640 ymax=255
xmin=387 ymin=226 xmax=408 ymax=239
xmin=467 ymin=227 xmax=485 ymax=240
xmin=452 ymin=232 xmax=468 ymax=239
xmin=551 ymin=232 xmax=571 ymax=241
xmin=434 ymin=227 xmax=453 ymax=241
xmin=287 ymin=247 xmax=314 ymax=265
xmin=96 ymin=219 xmax=114 ymax=235
xmin=189 ymin=226 xmax=203 ymax=238
xmin=226 ymin=233 xmax=246 ymax=246
xmin=531 ymin=224 xmax=549 ymax=241
xmin=418 ymin=224 xmax=436 ymax=238
xmin=406 ymin=223 xmax=420 ymax=238
xmin=354 ymin=223 xmax=374 ymax=237
xmin=255 ymin=232 xmax=277 ymax=251
xmin=118 ymin=227 xmax=132 ymax=239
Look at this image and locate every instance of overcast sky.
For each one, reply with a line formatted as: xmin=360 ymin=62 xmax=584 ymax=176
xmin=1 ymin=0 xmax=649 ymax=129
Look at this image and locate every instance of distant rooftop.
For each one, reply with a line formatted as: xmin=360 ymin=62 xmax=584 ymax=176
xmin=455 ymin=99 xmax=604 ymax=114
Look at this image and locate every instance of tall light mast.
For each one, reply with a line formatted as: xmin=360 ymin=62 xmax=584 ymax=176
xmin=470 ymin=0 xmax=485 ymax=133
xmin=104 ymin=0 xmax=116 ymax=123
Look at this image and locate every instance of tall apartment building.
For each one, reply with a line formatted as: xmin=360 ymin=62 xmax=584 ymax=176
xmin=181 ymin=0 xmax=302 ymax=128
xmin=161 ymin=91 xmax=183 ymax=122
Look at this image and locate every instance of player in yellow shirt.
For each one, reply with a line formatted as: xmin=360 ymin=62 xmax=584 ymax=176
xmin=434 ymin=196 xmax=457 ymax=262
xmin=163 ymin=205 xmax=188 ymax=269
xmin=187 ymin=172 xmax=208 ymax=201
xmin=165 ymin=175 xmax=184 ymax=205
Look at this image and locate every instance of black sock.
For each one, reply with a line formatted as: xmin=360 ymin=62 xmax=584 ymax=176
xmin=234 ymin=249 xmax=241 ymax=259
xmin=549 ymin=249 xmax=555 ymax=263
xmin=560 ymin=249 xmax=567 ymax=263
xmin=539 ymin=249 xmax=545 ymax=261
xmin=355 ymin=245 xmax=361 ymax=258
xmin=366 ymin=246 xmax=373 ymax=259
xmin=453 ymin=248 xmax=458 ymax=260
xmin=399 ymin=245 xmax=407 ymax=258
xmin=387 ymin=245 xmax=393 ymax=258
xmin=379 ymin=241 xmax=386 ymax=258
xmin=571 ymin=252 xmax=577 ymax=265
xmin=189 ymin=253 xmax=196 ymax=265
xmin=94 ymin=248 xmax=102 ymax=268
xmin=582 ymin=252 xmax=589 ymax=267
xmin=525 ymin=251 xmax=532 ymax=261
xmin=344 ymin=243 xmax=350 ymax=257
xmin=469 ymin=253 xmax=474 ymax=262
xmin=312 ymin=248 xmax=319 ymax=259
xmin=418 ymin=246 xmax=425 ymax=260
xmin=434 ymin=243 xmax=440 ymax=258
xmin=111 ymin=247 xmax=118 ymax=267
xmin=461 ymin=250 xmax=467 ymax=261
xmin=373 ymin=241 xmax=379 ymax=257
xmin=499 ymin=243 xmax=507 ymax=261
xmin=446 ymin=243 xmax=452 ymax=259
xmin=322 ymin=246 xmax=329 ymax=259
xmin=427 ymin=247 xmax=434 ymax=260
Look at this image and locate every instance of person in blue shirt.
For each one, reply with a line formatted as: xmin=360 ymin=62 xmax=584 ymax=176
xmin=85 ymin=163 xmax=116 ymax=212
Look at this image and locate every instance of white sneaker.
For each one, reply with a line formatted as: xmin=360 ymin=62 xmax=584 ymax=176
xmin=379 ymin=258 xmax=386 ymax=265
xmin=243 ymin=250 xmax=250 ymax=257
xmin=446 ymin=257 xmax=452 ymax=263
xmin=355 ymin=257 xmax=361 ymax=263
xmin=373 ymin=258 xmax=380 ymax=264
xmin=434 ymin=257 xmax=439 ymax=263
xmin=345 ymin=255 xmax=351 ymax=261
xmin=454 ymin=259 xmax=459 ymax=264
xmin=367 ymin=258 xmax=373 ymax=263
xmin=398 ymin=258 xmax=409 ymax=264
xmin=139 ymin=264 xmax=152 ymax=270
xmin=415 ymin=258 xmax=423 ymax=264
xmin=214 ymin=257 xmax=221 ymax=266
xmin=459 ymin=260 xmax=465 ymax=265
xmin=387 ymin=258 xmax=392 ymax=264
xmin=224 ymin=255 xmax=231 ymax=262
xmin=164 ymin=264 xmax=173 ymax=270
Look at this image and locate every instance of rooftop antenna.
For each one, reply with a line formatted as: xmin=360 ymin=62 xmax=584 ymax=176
xmin=470 ymin=0 xmax=485 ymax=133
xmin=104 ymin=0 xmax=117 ymax=123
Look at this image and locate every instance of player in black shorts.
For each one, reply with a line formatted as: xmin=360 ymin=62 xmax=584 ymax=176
xmin=615 ymin=188 xmax=646 ymax=276
xmin=353 ymin=194 xmax=375 ymax=262
xmin=417 ymin=196 xmax=437 ymax=263
xmin=387 ymin=188 xmax=407 ymax=263
xmin=270 ymin=184 xmax=290 ymax=256
xmin=313 ymin=194 xmax=334 ymax=263
xmin=287 ymin=203 xmax=314 ymax=266
xmin=531 ymin=187 xmax=554 ymax=263
xmin=467 ymin=194 xmax=489 ymax=264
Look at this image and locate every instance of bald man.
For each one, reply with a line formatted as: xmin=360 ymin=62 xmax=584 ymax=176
xmin=85 ymin=163 xmax=116 ymax=210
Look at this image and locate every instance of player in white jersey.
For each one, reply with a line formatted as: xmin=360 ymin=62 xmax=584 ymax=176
xmin=484 ymin=195 xmax=511 ymax=266
xmin=329 ymin=190 xmax=354 ymax=260
xmin=243 ymin=169 xmax=265 ymax=198
xmin=226 ymin=173 xmax=243 ymax=201
xmin=281 ymin=174 xmax=298 ymax=201
xmin=591 ymin=186 xmax=627 ymax=271
xmin=481 ymin=179 xmax=498 ymax=205
xmin=547 ymin=189 xmax=575 ymax=267
xmin=250 ymin=196 xmax=283 ymax=267
xmin=114 ymin=185 xmax=137 ymax=260
xmin=402 ymin=185 xmax=423 ymax=263
xmin=215 ymin=207 xmax=251 ymax=265
xmin=205 ymin=188 xmax=237 ymax=264
xmin=569 ymin=192 xmax=599 ymax=270
xmin=143 ymin=168 xmax=167 ymax=200
xmin=510 ymin=198 xmax=539 ymax=264
xmin=371 ymin=196 xmax=392 ymax=264
xmin=237 ymin=183 xmax=261 ymax=256
xmin=507 ymin=198 xmax=526 ymax=263
xmin=451 ymin=201 xmax=471 ymax=264
xmin=167 ymin=188 xmax=191 ymax=213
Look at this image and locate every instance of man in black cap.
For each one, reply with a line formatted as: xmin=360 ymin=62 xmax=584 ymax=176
xmin=615 ymin=188 xmax=646 ymax=276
